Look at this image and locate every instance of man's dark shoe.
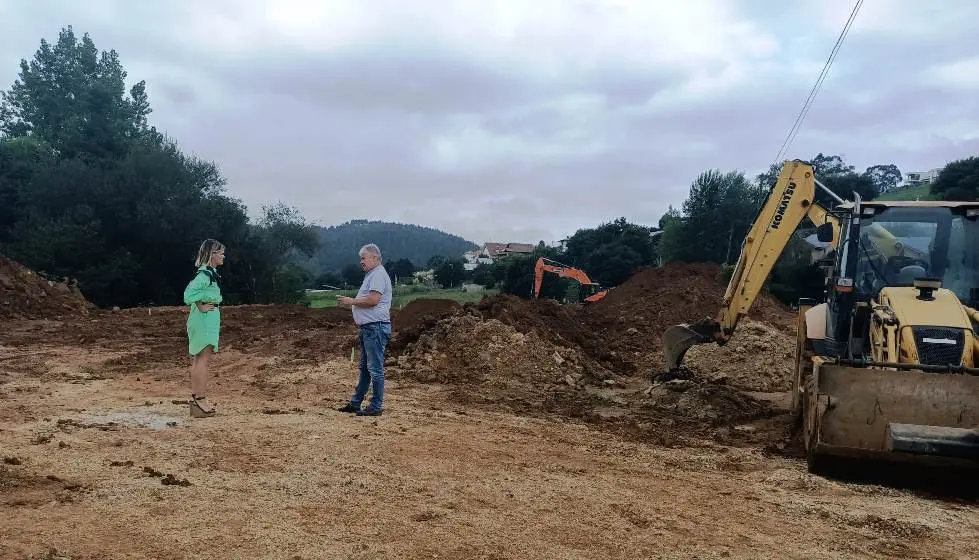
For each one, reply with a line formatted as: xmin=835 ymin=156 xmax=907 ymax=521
xmin=356 ymin=407 xmax=383 ymax=417
xmin=338 ymin=403 xmax=359 ymax=413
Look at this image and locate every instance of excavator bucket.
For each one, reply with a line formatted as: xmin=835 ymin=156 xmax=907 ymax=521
xmin=583 ymin=289 xmax=609 ymax=304
xmin=662 ymin=319 xmax=721 ymax=372
xmin=806 ymin=363 xmax=979 ymax=470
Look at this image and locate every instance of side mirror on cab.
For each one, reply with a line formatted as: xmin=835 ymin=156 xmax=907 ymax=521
xmin=816 ymin=222 xmax=834 ymax=243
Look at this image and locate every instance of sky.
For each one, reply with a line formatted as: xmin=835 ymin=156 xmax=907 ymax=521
xmin=1 ymin=0 xmax=978 ymax=245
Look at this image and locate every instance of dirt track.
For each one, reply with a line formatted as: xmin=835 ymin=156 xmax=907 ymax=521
xmin=2 ymin=261 xmax=978 ymax=559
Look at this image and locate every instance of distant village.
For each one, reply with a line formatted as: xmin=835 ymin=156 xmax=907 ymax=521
xmin=460 ymin=242 xmax=537 ymax=271
xmin=403 ymin=242 xmax=538 ymax=290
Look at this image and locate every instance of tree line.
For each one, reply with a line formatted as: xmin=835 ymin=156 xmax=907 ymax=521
xmin=437 ymin=153 xmax=978 ymax=306
xmin=0 ymin=27 xmax=319 ymax=308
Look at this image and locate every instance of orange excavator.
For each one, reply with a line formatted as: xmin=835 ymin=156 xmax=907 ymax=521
xmin=533 ymin=257 xmax=610 ymax=303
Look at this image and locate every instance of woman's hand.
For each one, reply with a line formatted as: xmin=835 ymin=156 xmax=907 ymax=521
xmin=196 ymin=302 xmax=216 ymax=312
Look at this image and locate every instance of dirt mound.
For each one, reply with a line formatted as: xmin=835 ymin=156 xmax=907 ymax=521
xmin=389 ymin=298 xmax=463 ymax=354
xmin=640 ymin=379 xmax=774 ymax=425
xmin=682 ymin=319 xmax=796 ymax=392
xmin=395 ymin=312 xmax=598 ymax=412
xmin=472 ymin=294 xmax=619 ymax=374
xmin=393 ymin=308 xmax=783 ymax=447
xmin=0 ymin=256 xmax=94 ymax=319
xmin=582 ymin=262 xmax=795 ymax=374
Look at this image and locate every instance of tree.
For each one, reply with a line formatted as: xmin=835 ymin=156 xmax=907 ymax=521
xmin=818 ymin=172 xmax=877 ymax=205
xmin=562 ymin=217 xmax=657 ymax=286
xmin=314 ymin=271 xmax=344 ymax=288
xmin=469 ymin=264 xmax=495 ymax=287
xmin=865 ymin=164 xmax=902 ymax=193
xmin=387 ymin=258 xmax=415 ymax=281
xmin=0 ymin=28 xmax=318 ymax=307
xmin=930 ymin=156 xmax=979 ymax=201
xmin=426 ymin=255 xmax=447 ymax=270
xmin=341 ymin=264 xmax=363 ymax=287
xmin=227 ymin=202 xmax=320 ymax=304
xmin=757 ymin=153 xmax=894 ymax=205
xmin=0 ymin=26 xmax=150 ymax=160
xmin=658 ymin=170 xmax=766 ymax=264
xmin=434 ymin=258 xmax=466 ymax=288
xmin=0 ymin=136 xmax=57 ymax=243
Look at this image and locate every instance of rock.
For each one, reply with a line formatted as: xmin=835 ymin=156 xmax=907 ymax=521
xmin=664 ymin=379 xmax=695 ymax=392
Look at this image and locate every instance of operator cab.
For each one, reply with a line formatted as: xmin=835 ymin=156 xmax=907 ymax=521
xmin=820 ymin=201 xmax=979 ymax=360
xmin=850 ymin=203 xmax=979 ymax=307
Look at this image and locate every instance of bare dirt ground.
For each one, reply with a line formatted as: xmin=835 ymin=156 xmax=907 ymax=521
xmin=2 ymin=260 xmax=977 ymax=559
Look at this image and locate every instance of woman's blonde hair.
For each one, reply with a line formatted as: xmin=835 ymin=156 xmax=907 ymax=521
xmin=195 ymin=239 xmax=225 ymax=268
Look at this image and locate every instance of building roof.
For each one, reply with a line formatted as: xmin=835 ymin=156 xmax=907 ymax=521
xmin=502 ymin=243 xmax=535 ymax=254
xmin=483 ymin=243 xmax=507 ymax=257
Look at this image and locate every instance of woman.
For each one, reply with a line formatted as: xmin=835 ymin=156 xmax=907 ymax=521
xmin=183 ymin=239 xmax=225 ymax=418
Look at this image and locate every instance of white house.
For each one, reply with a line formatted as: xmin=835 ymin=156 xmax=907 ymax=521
xmin=462 ymin=242 xmax=534 ymax=270
xmin=462 ymin=248 xmax=493 ymax=271
xmin=905 ymin=168 xmax=941 ymax=185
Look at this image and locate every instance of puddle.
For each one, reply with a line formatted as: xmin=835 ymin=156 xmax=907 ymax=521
xmin=72 ymin=411 xmax=182 ymax=430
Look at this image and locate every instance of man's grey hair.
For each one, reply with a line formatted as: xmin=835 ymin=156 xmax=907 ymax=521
xmin=359 ymin=243 xmax=382 ymax=260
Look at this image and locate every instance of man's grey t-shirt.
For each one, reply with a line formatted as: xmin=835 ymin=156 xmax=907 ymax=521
xmin=352 ymin=265 xmax=392 ymax=325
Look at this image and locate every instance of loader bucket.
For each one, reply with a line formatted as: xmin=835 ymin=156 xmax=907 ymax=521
xmin=806 ymin=363 xmax=979 ymax=470
xmin=662 ymin=320 xmax=720 ymax=372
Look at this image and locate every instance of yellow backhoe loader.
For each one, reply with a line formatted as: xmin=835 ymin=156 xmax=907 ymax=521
xmin=663 ymin=159 xmax=979 ymax=474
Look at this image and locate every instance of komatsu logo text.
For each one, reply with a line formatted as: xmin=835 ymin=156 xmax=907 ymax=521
xmin=770 ymin=180 xmax=796 ymax=230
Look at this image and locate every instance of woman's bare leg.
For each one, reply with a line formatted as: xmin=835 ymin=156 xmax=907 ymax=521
xmin=190 ymin=346 xmax=214 ymax=411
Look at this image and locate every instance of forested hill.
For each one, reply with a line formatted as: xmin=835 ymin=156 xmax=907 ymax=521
xmin=303 ymin=220 xmax=479 ymax=273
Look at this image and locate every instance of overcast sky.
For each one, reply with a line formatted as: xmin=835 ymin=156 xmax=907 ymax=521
xmin=2 ymin=1 xmax=977 ymax=245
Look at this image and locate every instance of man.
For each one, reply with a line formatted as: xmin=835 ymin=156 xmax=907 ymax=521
xmin=337 ymin=243 xmax=393 ymax=416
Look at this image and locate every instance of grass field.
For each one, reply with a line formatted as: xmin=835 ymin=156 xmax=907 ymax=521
xmin=302 ymin=284 xmax=499 ymax=309
xmin=876 ymin=183 xmax=937 ymax=201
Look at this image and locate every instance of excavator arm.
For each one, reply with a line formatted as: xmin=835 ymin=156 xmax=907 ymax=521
xmin=662 ymin=160 xmax=841 ymax=372
xmin=534 ymin=258 xmax=595 ymax=296
xmin=534 ymin=257 xmax=608 ymax=302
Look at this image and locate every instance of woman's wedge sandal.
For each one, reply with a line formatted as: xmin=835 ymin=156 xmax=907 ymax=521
xmin=189 ymin=394 xmax=216 ymax=418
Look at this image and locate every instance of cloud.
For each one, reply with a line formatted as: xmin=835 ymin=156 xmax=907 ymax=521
xmin=1 ymin=0 xmax=978 ymax=246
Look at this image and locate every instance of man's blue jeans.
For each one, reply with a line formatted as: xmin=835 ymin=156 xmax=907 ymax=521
xmin=349 ymin=321 xmax=391 ymax=411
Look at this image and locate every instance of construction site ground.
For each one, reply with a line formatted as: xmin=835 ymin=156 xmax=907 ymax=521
xmin=1 ymin=259 xmax=977 ymax=559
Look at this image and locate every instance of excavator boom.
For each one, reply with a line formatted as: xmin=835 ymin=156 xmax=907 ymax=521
xmin=663 ymin=160 xmax=839 ymax=371
xmin=533 ymin=257 xmax=609 ymax=303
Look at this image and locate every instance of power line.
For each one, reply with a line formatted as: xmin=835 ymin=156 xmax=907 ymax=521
xmin=771 ymin=0 xmax=864 ymax=167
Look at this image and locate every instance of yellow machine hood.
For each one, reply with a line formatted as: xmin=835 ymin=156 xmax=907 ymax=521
xmin=880 ymin=287 xmax=973 ymax=330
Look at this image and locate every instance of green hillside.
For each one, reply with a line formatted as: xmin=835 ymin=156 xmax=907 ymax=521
xmin=302 ymin=219 xmax=479 ymax=273
xmin=875 ymin=183 xmax=938 ymax=201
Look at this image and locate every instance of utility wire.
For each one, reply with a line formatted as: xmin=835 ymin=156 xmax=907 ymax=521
xmin=771 ymin=0 xmax=864 ymax=167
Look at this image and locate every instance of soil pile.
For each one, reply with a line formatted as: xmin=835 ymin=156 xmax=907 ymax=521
xmin=396 ymin=312 xmax=599 ymax=411
xmin=582 ymin=262 xmax=794 ymax=374
xmin=0 ymin=256 xmax=94 ymax=319
xmin=388 ymin=298 xmax=462 ymax=354
xmin=682 ymin=319 xmax=796 ymax=392
xmin=393 ymin=308 xmax=782 ymax=446
xmin=472 ymin=294 xmax=621 ymax=373
xmin=640 ymin=379 xmax=774 ymax=425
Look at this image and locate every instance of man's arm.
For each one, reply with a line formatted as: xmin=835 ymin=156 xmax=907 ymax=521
xmin=338 ymin=291 xmax=381 ymax=307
